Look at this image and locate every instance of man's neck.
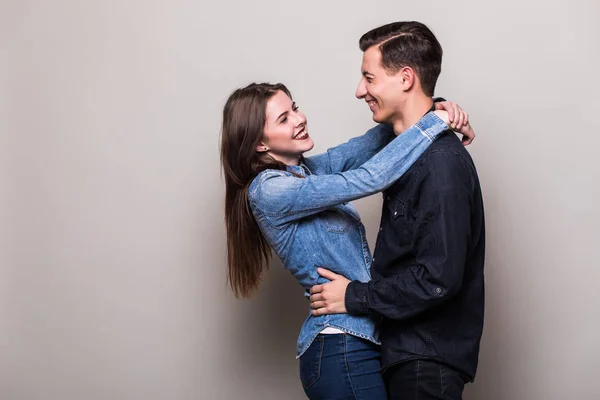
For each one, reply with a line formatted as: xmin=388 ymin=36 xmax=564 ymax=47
xmin=392 ymin=95 xmax=434 ymax=135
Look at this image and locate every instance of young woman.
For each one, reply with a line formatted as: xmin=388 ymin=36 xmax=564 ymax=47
xmin=220 ymin=82 xmax=473 ymax=399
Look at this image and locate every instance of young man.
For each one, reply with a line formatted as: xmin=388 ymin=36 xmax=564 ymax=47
xmin=309 ymin=21 xmax=485 ymax=400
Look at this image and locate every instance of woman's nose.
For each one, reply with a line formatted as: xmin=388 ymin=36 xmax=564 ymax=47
xmin=294 ymin=112 xmax=307 ymax=126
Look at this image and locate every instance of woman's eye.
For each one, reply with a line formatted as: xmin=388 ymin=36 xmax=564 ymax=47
xmin=281 ymin=117 xmax=288 ymax=124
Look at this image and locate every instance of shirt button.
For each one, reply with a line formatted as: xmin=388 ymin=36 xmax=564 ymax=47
xmin=386 ymin=196 xmax=390 ymax=201
xmin=379 ymin=227 xmax=383 ymax=232
xmin=436 ymin=287 xmax=443 ymax=294
xmin=394 ymin=211 xmax=398 ymax=216
xmin=372 ymin=258 xmax=375 ymax=262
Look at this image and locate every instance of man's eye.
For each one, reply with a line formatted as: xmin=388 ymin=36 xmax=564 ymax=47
xmin=293 ymin=105 xmax=299 ymax=112
xmin=281 ymin=117 xmax=288 ymax=124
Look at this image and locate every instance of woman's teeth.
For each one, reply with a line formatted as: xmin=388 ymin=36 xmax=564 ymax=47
xmin=294 ymin=130 xmax=309 ymax=140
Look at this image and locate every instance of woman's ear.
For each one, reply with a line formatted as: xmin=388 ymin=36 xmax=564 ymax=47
xmin=256 ymin=142 xmax=269 ymax=153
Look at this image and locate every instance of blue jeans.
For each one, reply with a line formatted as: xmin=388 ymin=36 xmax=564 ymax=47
xmin=299 ymin=334 xmax=387 ymax=400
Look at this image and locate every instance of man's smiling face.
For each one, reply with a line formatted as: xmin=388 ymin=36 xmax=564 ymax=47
xmin=355 ymin=45 xmax=407 ymax=124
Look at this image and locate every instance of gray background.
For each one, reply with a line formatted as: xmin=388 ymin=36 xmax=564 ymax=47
xmin=2 ymin=0 xmax=599 ymax=399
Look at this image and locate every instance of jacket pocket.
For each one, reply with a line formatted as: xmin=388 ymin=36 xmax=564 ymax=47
xmin=299 ymin=335 xmax=324 ymax=389
xmin=320 ymin=207 xmax=351 ymax=234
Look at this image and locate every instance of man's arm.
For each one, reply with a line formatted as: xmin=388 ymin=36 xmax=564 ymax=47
xmin=310 ymin=151 xmax=473 ymax=319
xmin=346 ymin=151 xmax=473 ymax=319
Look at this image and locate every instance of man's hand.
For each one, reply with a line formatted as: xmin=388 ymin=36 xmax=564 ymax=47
xmin=309 ymin=268 xmax=350 ymax=316
xmin=434 ymin=100 xmax=475 ymax=146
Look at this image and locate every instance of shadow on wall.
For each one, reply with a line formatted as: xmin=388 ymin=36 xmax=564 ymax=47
xmin=241 ymin=259 xmax=307 ymax=354
xmin=228 ymin=258 xmax=308 ymax=392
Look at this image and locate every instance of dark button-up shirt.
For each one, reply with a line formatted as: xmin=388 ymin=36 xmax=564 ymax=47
xmin=345 ymin=131 xmax=486 ymax=380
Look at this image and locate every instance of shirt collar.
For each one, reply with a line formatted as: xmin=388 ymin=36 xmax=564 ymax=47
xmin=286 ymin=163 xmax=311 ymax=176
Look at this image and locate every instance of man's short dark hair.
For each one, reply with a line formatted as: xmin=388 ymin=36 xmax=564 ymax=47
xmin=359 ymin=21 xmax=443 ymax=96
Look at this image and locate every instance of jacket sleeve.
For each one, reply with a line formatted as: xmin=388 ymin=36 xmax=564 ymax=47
xmin=344 ymin=151 xmax=473 ymax=320
xmin=302 ymin=124 xmax=394 ymax=174
xmin=304 ymin=96 xmax=446 ymax=174
xmin=248 ymin=112 xmax=448 ymax=226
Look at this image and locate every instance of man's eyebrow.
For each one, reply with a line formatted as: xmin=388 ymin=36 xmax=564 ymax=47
xmin=362 ymin=71 xmax=374 ymax=77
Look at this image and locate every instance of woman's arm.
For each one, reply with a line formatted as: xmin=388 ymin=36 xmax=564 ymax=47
xmin=249 ymin=111 xmax=449 ymax=226
xmin=303 ymin=100 xmax=472 ymax=174
xmin=303 ymin=123 xmax=394 ymax=174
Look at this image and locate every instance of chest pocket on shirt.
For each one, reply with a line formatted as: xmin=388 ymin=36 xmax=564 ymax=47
xmin=320 ymin=207 xmax=351 ymax=234
xmin=385 ymin=196 xmax=412 ymax=243
xmin=387 ymin=196 xmax=407 ymax=220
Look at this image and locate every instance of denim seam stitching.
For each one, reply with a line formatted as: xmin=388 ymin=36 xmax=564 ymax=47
xmin=343 ymin=334 xmax=358 ymax=399
xmin=250 ymin=207 xmax=284 ymax=230
xmin=415 ymin=124 xmax=433 ymax=141
xmin=416 ymin=359 xmax=421 ymax=400
xmin=324 ymin=207 xmax=352 ymax=234
xmin=439 ymin=363 xmax=448 ymax=396
xmin=295 ymin=324 xmax=381 ymax=358
xmin=325 ymin=324 xmax=380 ymax=345
xmin=259 ymin=201 xmax=346 ymax=218
xmin=301 ymin=335 xmax=324 ymax=390
xmin=311 ymin=335 xmax=324 ymax=389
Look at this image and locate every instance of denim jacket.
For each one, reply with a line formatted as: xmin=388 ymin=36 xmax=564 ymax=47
xmin=247 ymin=112 xmax=449 ymax=358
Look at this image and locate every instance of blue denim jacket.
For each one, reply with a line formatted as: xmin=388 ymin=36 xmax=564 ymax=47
xmin=247 ymin=112 xmax=449 ymax=358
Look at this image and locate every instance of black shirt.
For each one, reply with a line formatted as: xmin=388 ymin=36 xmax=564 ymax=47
xmin=345 ymin=131 xmax=486 ymax=380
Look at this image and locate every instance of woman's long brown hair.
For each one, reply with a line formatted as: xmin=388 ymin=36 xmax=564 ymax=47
xmin=220 ymin=83 xmax=293 ymax=298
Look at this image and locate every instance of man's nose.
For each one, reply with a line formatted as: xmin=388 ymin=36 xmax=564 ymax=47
xmin=355 ymin=79 xmax=367 ymax=99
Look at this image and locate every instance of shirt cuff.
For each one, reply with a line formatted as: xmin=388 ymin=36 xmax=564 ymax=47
xmin=345 ymin=281 xmax=371 ymax=315
xmin=414 ymin=112 xmax=450 ymax=142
